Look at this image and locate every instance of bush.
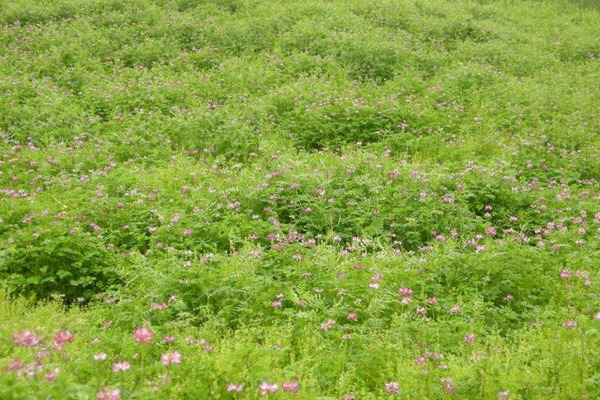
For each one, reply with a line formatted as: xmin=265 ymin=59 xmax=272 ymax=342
xmin=1 ymin=228 xmax=117 ymax=304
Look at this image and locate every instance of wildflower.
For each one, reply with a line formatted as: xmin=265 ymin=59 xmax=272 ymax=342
xmin=36 ymin=349 xmax=50 ymax=359
xmin=272 ymin=301 xmax=282 ymax=308
xmin=385 ymin=382 xmax=399 ymax=394
xmin=440 ymin=377 xmax=455 ymax=393
xmin=282 ymin=381 xmax=299 ymax=393
xmin=97 ymin=388 xmax=121 ymax=400
xmin=183 ymin=229 xmax=194 ymax=236
xmin=259 ymin=381 xmax=278 ymax=395
xmin=161 ymin=351 xmax=182 ymax=366
xmin=416 ymin=306 xmax=426 ymax=315
xmin=463 ymin=333 xmax=475 ymax=343
xmin=398 ymin=287 xmax=414 ymax=304
xmin=13 ymin=330 xmax=41 ymax=347
xmin=498 ymin=390 xmax=511 ymax=399
xmin=347 ymin=312 xmax=358 ymax=321
xmin=227 ymin=383 xmax=244 ymax=392
xmin=164 ymin=336 xmax=175 ymax=343
xmin=54 ymin=330 xmax=74 ymax=347
xmin=112 ymin=361 xmax=130 ymax=373
xmin=93 ymin=353 xmax=107 ymax=361
xmin=449 ymin=305 xmax=461 ymax=313
xmin=320 ymin=320 xmax=335 ymax=331
xmin=2 ymin=359 xmax=25 ymax=372
xmin=46 ymin=367 xmax=59 ymax=382
xmin=560 ymin=269 xmax=570 ymax=279
xmin=563 ymin=320 xmax=577 ymax=329
xmin=134 ymin=326 xmax=153 ymax=344
xmin=414 ymin=356 xmax=427 ymax=365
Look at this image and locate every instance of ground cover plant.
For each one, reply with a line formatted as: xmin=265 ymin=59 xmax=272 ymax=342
xmin=1 ymin=0 xmax=599 ymax=398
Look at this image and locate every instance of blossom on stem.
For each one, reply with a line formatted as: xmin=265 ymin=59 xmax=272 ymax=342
xmin=385 ymin=382 xmax=399 ymax=394
xmin=282 ymin=381 xmax=299 ymax=393
xmin=259 ymin=382 xmax=278 ymax=395
xmin=161 ymin=351 xmax=182 ymax=366
xmin=134 ymin=326 xmax=153 ymax=344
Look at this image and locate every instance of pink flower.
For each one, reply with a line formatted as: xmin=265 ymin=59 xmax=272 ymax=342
xmin=385 ymin=382 xmax=399 ymax=394
xmin=161 ymin=351 xmax=182 ymax=366
xmin=164 ymin=336 xmax=175 ymax=343
xmin=282 ymin=381 xmax=299 ymax=393
xmin=563 ymin=320 xmax=577 ymax=329
xmin=2 ymin=359 xmax=25 ymax=372
xmin=347 ymin=312 xmax=358 ymax=321
xmin=449 ymin=305 xmax=461 ymax=313
xmin=13 ymin=330 xmax=41 ymax=347
xmin=134 ymin=326 xmax=153 ymax=344
xmin=464 ymin=333 xmax=475 ymax=343
xmin=183 ymin=229 xmax=194 ymax=237
xmin=498 ymin=390 xmax=511 ymax=399
xmin=97 ymin=388 xmax=121 ymax=400
xmin=46 ymin=367 xmax=60 ymax=382
xmin=259 ymin=382 xmax=278 ymax=395
xmin=227 ymin=383 xmax=244 ymax=392
xmin=398 ymin=287 xmax=413 ymax=298
xmin=112 ymin=361 xmax=130 ymax=373
xmin=560 ymin=269 xmax=570 ymax=279
xmin=319 ymin=319 xmax=335 ymax=331
xmin=440 ymin=377 xmax=455 ymax=393
xmin=93 ymin=353 xmax=107 ymax=361
xmin=54 ymin=330 xmax=74 ymax=347
xmin=272 ymin=301 xmax=282 ymax=308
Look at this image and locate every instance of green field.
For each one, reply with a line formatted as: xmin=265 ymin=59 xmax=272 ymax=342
xmin=1 ymin=0 xmax=599 ymax=398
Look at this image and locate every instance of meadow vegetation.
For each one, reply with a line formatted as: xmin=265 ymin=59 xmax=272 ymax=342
xmin=0 ymin=0 xmax=599 ymax=398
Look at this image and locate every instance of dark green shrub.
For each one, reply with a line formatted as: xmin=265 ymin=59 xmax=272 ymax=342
xmin=1 ymin=229 xmax=117 ymax=303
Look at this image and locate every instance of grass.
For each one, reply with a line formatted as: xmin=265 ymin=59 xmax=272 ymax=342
xmin=0 ymin=0 xmax=599 ymax=398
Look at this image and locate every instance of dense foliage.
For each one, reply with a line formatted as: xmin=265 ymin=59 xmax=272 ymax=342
xmin=0 ymin=0 xmax=599 ymax=398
